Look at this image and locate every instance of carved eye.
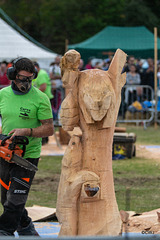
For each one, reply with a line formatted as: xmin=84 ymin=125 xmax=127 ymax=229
xmin=84 ymin=184 xmax=99 ymax=197
xmin=83 ymin=94 xmax=94 ymax=110
xmin=102 ymin=95 xmax=111 ymax=109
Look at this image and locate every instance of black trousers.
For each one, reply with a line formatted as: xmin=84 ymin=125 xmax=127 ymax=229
xmin=0 ymin=157 xmax=39 ymax=235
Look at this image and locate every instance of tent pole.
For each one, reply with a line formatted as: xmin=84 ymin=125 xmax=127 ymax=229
xmin=154 ymin=27 xmax=158 ymax=128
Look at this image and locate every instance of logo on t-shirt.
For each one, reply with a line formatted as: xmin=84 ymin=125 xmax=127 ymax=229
xmin=19 ymin=107 xmax=31 ymax=120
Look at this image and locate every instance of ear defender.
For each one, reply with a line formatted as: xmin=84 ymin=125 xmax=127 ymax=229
xmin=7 ymin=57 xmax=38 ymax=80
xmin=6 ymin=67 xmax=16 ymax=80
xmin=7 ymin=57 xmax=25 ymax=80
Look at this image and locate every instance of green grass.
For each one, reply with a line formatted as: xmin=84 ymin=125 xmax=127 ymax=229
xmin=113 ymin=157 xmax=160 ymax=212
xmin=28 ymin=152 xmax=160 ymax=213
xmin=120 ymin=124 xmax=160 ymax=145
xmin=113 ymin=125 xmax=160 ymax=212
xmin=27 ymin=156 xmax=62 ymax=208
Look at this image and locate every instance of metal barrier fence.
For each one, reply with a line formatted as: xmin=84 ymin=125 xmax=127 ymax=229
xmin=117 ymin=85 xmax=155 ymax=128
xmin=52 ymin=84 xmax=155 ymax=128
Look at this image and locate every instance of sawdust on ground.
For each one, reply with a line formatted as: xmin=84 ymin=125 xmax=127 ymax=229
xmin=136 ymin=144 xmax=160 ymax=160
xmin=41 ymin=135 xmax=67 ymax=156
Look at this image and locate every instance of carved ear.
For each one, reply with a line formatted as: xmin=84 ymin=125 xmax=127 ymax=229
xmin=108 ymin=49 xmax=127 ymax=79
xmin=107 ymin=49 xmax=127 ymax=93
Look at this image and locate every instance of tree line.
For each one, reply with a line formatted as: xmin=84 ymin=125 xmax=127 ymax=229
xmin=0 ymin=0 xmax=160 ymax=55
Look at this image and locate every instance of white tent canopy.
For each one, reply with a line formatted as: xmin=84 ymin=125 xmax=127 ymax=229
xmin=0 ymin=18 xmax=58 ymax=70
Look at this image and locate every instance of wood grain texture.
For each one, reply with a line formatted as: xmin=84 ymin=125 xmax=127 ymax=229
xmin=56 ymin=49 xmax=127 ymax=236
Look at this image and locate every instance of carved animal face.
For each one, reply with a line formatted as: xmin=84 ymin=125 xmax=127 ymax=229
xmin=83 ymin=84 xmax=114 ymax=121
xmin=79 ymin=69 xmax=116 ymax=127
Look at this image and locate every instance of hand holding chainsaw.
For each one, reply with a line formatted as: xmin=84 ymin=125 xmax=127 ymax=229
xmin=9 ymin=128 xmax=32 ymax=140
xmin=0 ymin=134 xmax=38 ymax=172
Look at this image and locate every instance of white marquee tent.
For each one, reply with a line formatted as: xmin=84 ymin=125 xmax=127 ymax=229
xmin=0 ymin=17 xmax=58 ymax=70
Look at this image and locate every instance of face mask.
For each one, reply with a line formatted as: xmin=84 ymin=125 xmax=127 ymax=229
xmin=15 ymin=73 xmax=35 ymax=93
xmin=15 ymin=79 xmax=32 ymax=93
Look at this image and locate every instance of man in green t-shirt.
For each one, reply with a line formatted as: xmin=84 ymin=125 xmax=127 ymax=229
xmin=0 ymin=57 xmax=54 ymax=236
xmin=33 ymin=62 xmax=53 ymax=100
xmin=33 ymin=62 xmax=54 ymax=145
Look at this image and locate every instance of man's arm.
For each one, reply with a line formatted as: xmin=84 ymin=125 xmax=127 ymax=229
xmin=9 ymin=118 xmax=54 ymax=140
xmin=39 ymin=83 xmax=47 ymax=92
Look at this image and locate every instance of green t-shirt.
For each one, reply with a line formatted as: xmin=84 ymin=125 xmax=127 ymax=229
xmin=33 ymin=69 xmax=53 ymax=99
xmin=0 ymin=86 xmax=53 ymax=158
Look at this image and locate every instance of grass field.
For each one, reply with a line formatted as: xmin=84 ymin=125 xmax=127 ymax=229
xmin=6 ymin=125 xmax=160 ymax=214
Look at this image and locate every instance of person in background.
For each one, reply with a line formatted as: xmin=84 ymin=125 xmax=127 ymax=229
xmin=7 ymin=61 xmax=13 ymax=69
xmin=49 ymin=56 xmax=62 ymax=89
xmin=33 ymin=62 xmax=53 ymax=100
xmin=0 ymin=61 xmax=10 ymax=88
xmin=126 ymin=64 xmax=141 ymax=85
xmin=49 ymin=61 xmax=55 ymax=73
xmin=94 ymin=61 xmax=103 ymax=69
xmin=141 ymin=58 xmax=154 ymax=89
xmin=84 ymin=57 xmax=94 ymax=69
xmin=125 ymin=64 xmax=141 ymax=105
xmin=135 ymin=58 xmax=143 ymax=74
xmin=33 ymin=62 xmax=53 ymax=144
xmin=123 ymin=55 xmax=136 ymax=73
xmin=78 ymin=59 xmax=84 ymax=71
xmin=49 ymin=56 xmax=64 ymax=120
xmin=0 ymin=57 xmax=54 ymax=236
xmin=141 ymin=58 xmax=154 ymax=100
xmin=102 ymin=58 xmax=111 ymax=71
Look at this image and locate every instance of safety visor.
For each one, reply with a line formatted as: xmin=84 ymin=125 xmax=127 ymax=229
xmin=16 ymin=73 xmax=36 ymax=82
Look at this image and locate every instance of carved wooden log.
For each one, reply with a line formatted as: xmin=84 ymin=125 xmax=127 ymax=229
xmin=56 ymin=49 xmax=127 ymax=236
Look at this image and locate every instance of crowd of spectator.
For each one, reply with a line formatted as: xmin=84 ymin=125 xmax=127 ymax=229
xmin=0 ymin=54 xmax=159 ymax=122
xmin=84 ymin=55 xmax=155 ymax=92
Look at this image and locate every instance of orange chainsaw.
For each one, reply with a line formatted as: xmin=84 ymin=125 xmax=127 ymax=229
xmin=0 ymin=134 xmax=38 ymax=172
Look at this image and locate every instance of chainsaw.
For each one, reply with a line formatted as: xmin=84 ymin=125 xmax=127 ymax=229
xmin=0 ymin=134 xmax=38 ymax=172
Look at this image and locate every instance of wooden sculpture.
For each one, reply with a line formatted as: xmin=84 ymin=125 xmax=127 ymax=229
xmin=56 ymin=49 xmax=127 ymax=236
